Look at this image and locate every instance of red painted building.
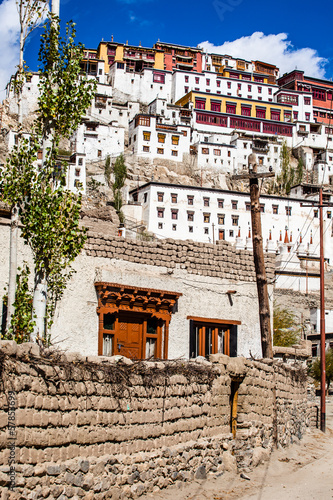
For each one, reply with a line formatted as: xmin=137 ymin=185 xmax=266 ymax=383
xmin=278 ymin=71 xmax=333 ymax=128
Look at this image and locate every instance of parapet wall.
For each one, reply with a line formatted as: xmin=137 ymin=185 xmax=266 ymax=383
xmin=0 ymin=341 xmax=317 ymax=498
xmin=85 ymin=233 xmax=276 ymax=283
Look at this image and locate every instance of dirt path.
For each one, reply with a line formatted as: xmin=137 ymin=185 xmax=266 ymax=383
xmin=142 ymin=399 xmax=333 ymax=500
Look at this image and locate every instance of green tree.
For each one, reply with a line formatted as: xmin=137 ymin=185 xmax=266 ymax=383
xmin=310 ymin=349 xmax=333 ymax=393
xmin=112 ymin=154 xmax=127 ymax=222
xmin=3 ymin=265 xmax=35 ymax=344
xmin=1 ymin=15 xmax=96 ymax=341
xmin=6 ymin=0 xmax=49 ymax=333
xmin=104 ymin=154 xmax=112 ymax=187
xmin=296 ymin=157 xmax=304 ymax=184
xmin=273 ymin=302 xmax=301 ymax=347
xmin=275 ymin=141 xmax=294 ymax=195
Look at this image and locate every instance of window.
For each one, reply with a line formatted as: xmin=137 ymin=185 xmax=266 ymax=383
xmin=314 ymin=210 xmax=318 ymax=218
xmin=214 ymin=149 xmax=221 ymax=156
xmin=258 ymin=157 xmax=264 ymax=165
xmin=183 ymin=130 xmax=188 ymax=136
xmin=232 ymin=215 xmax=239 ymax=226
xmin=272 ymin=205 xmax=279 ymax=214
xmin=226 ymin=104 xmax=236 ymax=114
xmin=171 ymin=193 xmax=178 ymax=203
xmin=143 ymin=131 xmax=151 ymax=141
xmin=218 ymin=214 xmax=225 ymax=225
xmin=187 ymin=211 xmax=194 ymax=221
xmin=171 ymin=150 xmax=178 ymax=156
xmin=227 ymin=81 xmax=231 ymax=89
xmin=211 ymin=101 xmax=221 ymax=112
xmin=248 ymin=85 xmax=252 ymax=92
xmin=185 ymin=75 xmax=189 ymax=82
xmin=228 ymin=151 xmax=231 ymax=157
xmin=312 ymin=89 xmax=325 ymax=101
xmin=143 ymin=146 xmax=150 ymax=152
xmin=98 ymin=150 xmax=102 ymax=157
xmin=305 ymin=113 xmax=310 ymax=121
xmin=268 ymin=88 xmax=272 ymax=95
xmin=231 ymin=200 xmax=238 ymax=209
xmin=171 ymin=209 xmax=178 ymax=220
xmin=285 ymin=206 xmax=292 ymax=216
xmin=158 ymin=133 xmax=166 ymax=143
xmin=78 ymin=157 xmax=83 ymax=166
xmin=203 ymin=197 xmax=210 ymax=207
xmin=229 ymin=230 xmax=234 ymax=237
xmin=184 ymin=86 xmax=189 ymax=93
xmin=327 ymin=211 xmax=332 ymax=219
xmin=218 ymin=199 xmax=224 ymax=208
xmin=189 ymin=226 xmax=193 ymax=232
xmin=157 ymin=148 xmax=164 ymax=154
xmin=256 ymin=108 xmax=266 ymax=119
xmin=245 ymin=203 xmax=250 ymax=211
xmin=172 ymin=135 xmax=179 ymax=145
xmin=203 ymin=213 xmax=210 ymax=223
xmin=293 ymin=111 xmax=298 ymax=120
xmin=304 ymin=96 xmax=311 ymax=105
xmin=157 ymin=208 xmax=165 ymax=218
xmin=195 ymin=98 xmax=206 ymax=109
xmin=258 ymin=86 xmax=262 ymax=93
xmin=195 ymin=77 xmax=199 ymax=84
xmin=241 ymin=105 xmax=251 ymax=117
xmin=153 ymin=72 xmax=165 ymax=83
xmin=137 ymin=116 xmax=150 ymax=126
xmin=219 ymin=229 xmax=225 ymax=240
xmin=260 ymin=204 xmax=265 ymax=213
xmin=206 ymin=79 xmax=210 ymax=85
xmin=187 ymin=195 xmax=194 ymax=205
xmin=204 ymin=228 xmax=209 ymax=234
xmin=172 ymin=224 xmax=177 ymax=231
xmin=75 ymin=168 xmax=80 ymax=177
xmin=158 ymin=222 xmax=163 ymax=230
xmin=202 ymin=148 xmax=209 ymax=154
xmin=157 ymin=192 xmax=164 ymax=202
xmin=217 ymin=80 xmax=221 ymax=87
xmin=271 ymin=110 xmax=281 ymax=121
xmin=189 ymin=318 xmax=239 ymax=359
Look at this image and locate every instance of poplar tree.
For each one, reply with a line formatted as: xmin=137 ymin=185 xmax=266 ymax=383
xmin=6 ymin=0 xmax=49 ymax=333
xmin=1 ymin=15 xmax=96 ymax=341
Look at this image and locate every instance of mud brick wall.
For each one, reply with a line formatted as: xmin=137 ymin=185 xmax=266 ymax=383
xmin=0 ymin=342 xmax=316 ymax=499
xmin=85 ymin=233 xmax=276 ymax=283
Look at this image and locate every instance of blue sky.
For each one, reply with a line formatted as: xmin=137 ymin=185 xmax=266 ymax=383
xmin=1 ymin=0 xmax=332 ymax=100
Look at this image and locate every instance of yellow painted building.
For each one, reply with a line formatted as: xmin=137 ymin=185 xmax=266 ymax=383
xmin=176 ymin=91 xmax=292 ymax=123
xmin=97 ymin=41 xmax=164 ymax=74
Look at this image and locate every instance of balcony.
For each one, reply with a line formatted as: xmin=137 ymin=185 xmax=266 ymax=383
xmin=252 ymin=140 xmax=269 ymax=153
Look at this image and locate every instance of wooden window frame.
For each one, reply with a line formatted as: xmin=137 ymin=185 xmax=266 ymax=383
xmin=96 ymin=283 xmax=181 ymax=360
xmin=188 ymin=316 xmax=240 ymax=359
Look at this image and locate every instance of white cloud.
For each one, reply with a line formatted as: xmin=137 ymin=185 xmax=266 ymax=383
xmin=199 ymin=32 xmax=327 ymax=79
xmin=0 ymin=0 xmax=20 ymax=102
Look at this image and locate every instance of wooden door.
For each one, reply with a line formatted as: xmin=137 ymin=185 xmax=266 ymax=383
xmin=116 ymin=316 xmax=143 ymax=360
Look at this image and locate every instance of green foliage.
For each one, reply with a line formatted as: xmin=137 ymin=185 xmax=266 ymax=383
xmin=112 ymin=154 xmax=127 ymax=219
xmin=3 ymin=265 xmax=35 ymax=343
xmin=0 ymin=15 xmax=96 ymax=337
xmin=273 ymin=302 xmax=301 ymax=347
xmin=104 ymin=154 xmax=112 ymax=187
xmin=36 ymin=16 xmax=96 ymax=146
xmin=310 ymin=349 xmax=333 ymax=391
xmin=296 ymin=157 xmax=304 ymax=184
xmin=275 ymin=142 xmax=294 ymax=195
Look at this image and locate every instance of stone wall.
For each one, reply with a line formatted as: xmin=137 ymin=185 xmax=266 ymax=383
xmin=0 ymin=341 xmax=317 ymax=499
xmin=85 ymin=232 xmax=276 ymax=283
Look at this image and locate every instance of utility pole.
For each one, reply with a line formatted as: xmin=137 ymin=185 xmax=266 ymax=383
xmin=301 ymin=187 xmax=333 ymax=432
xmin=232 ymin=154 xmax=274 ymax=358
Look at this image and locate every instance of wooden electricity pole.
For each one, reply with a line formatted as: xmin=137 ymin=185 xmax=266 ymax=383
xmin=233 ymin=154 xmax=274 ymax=358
